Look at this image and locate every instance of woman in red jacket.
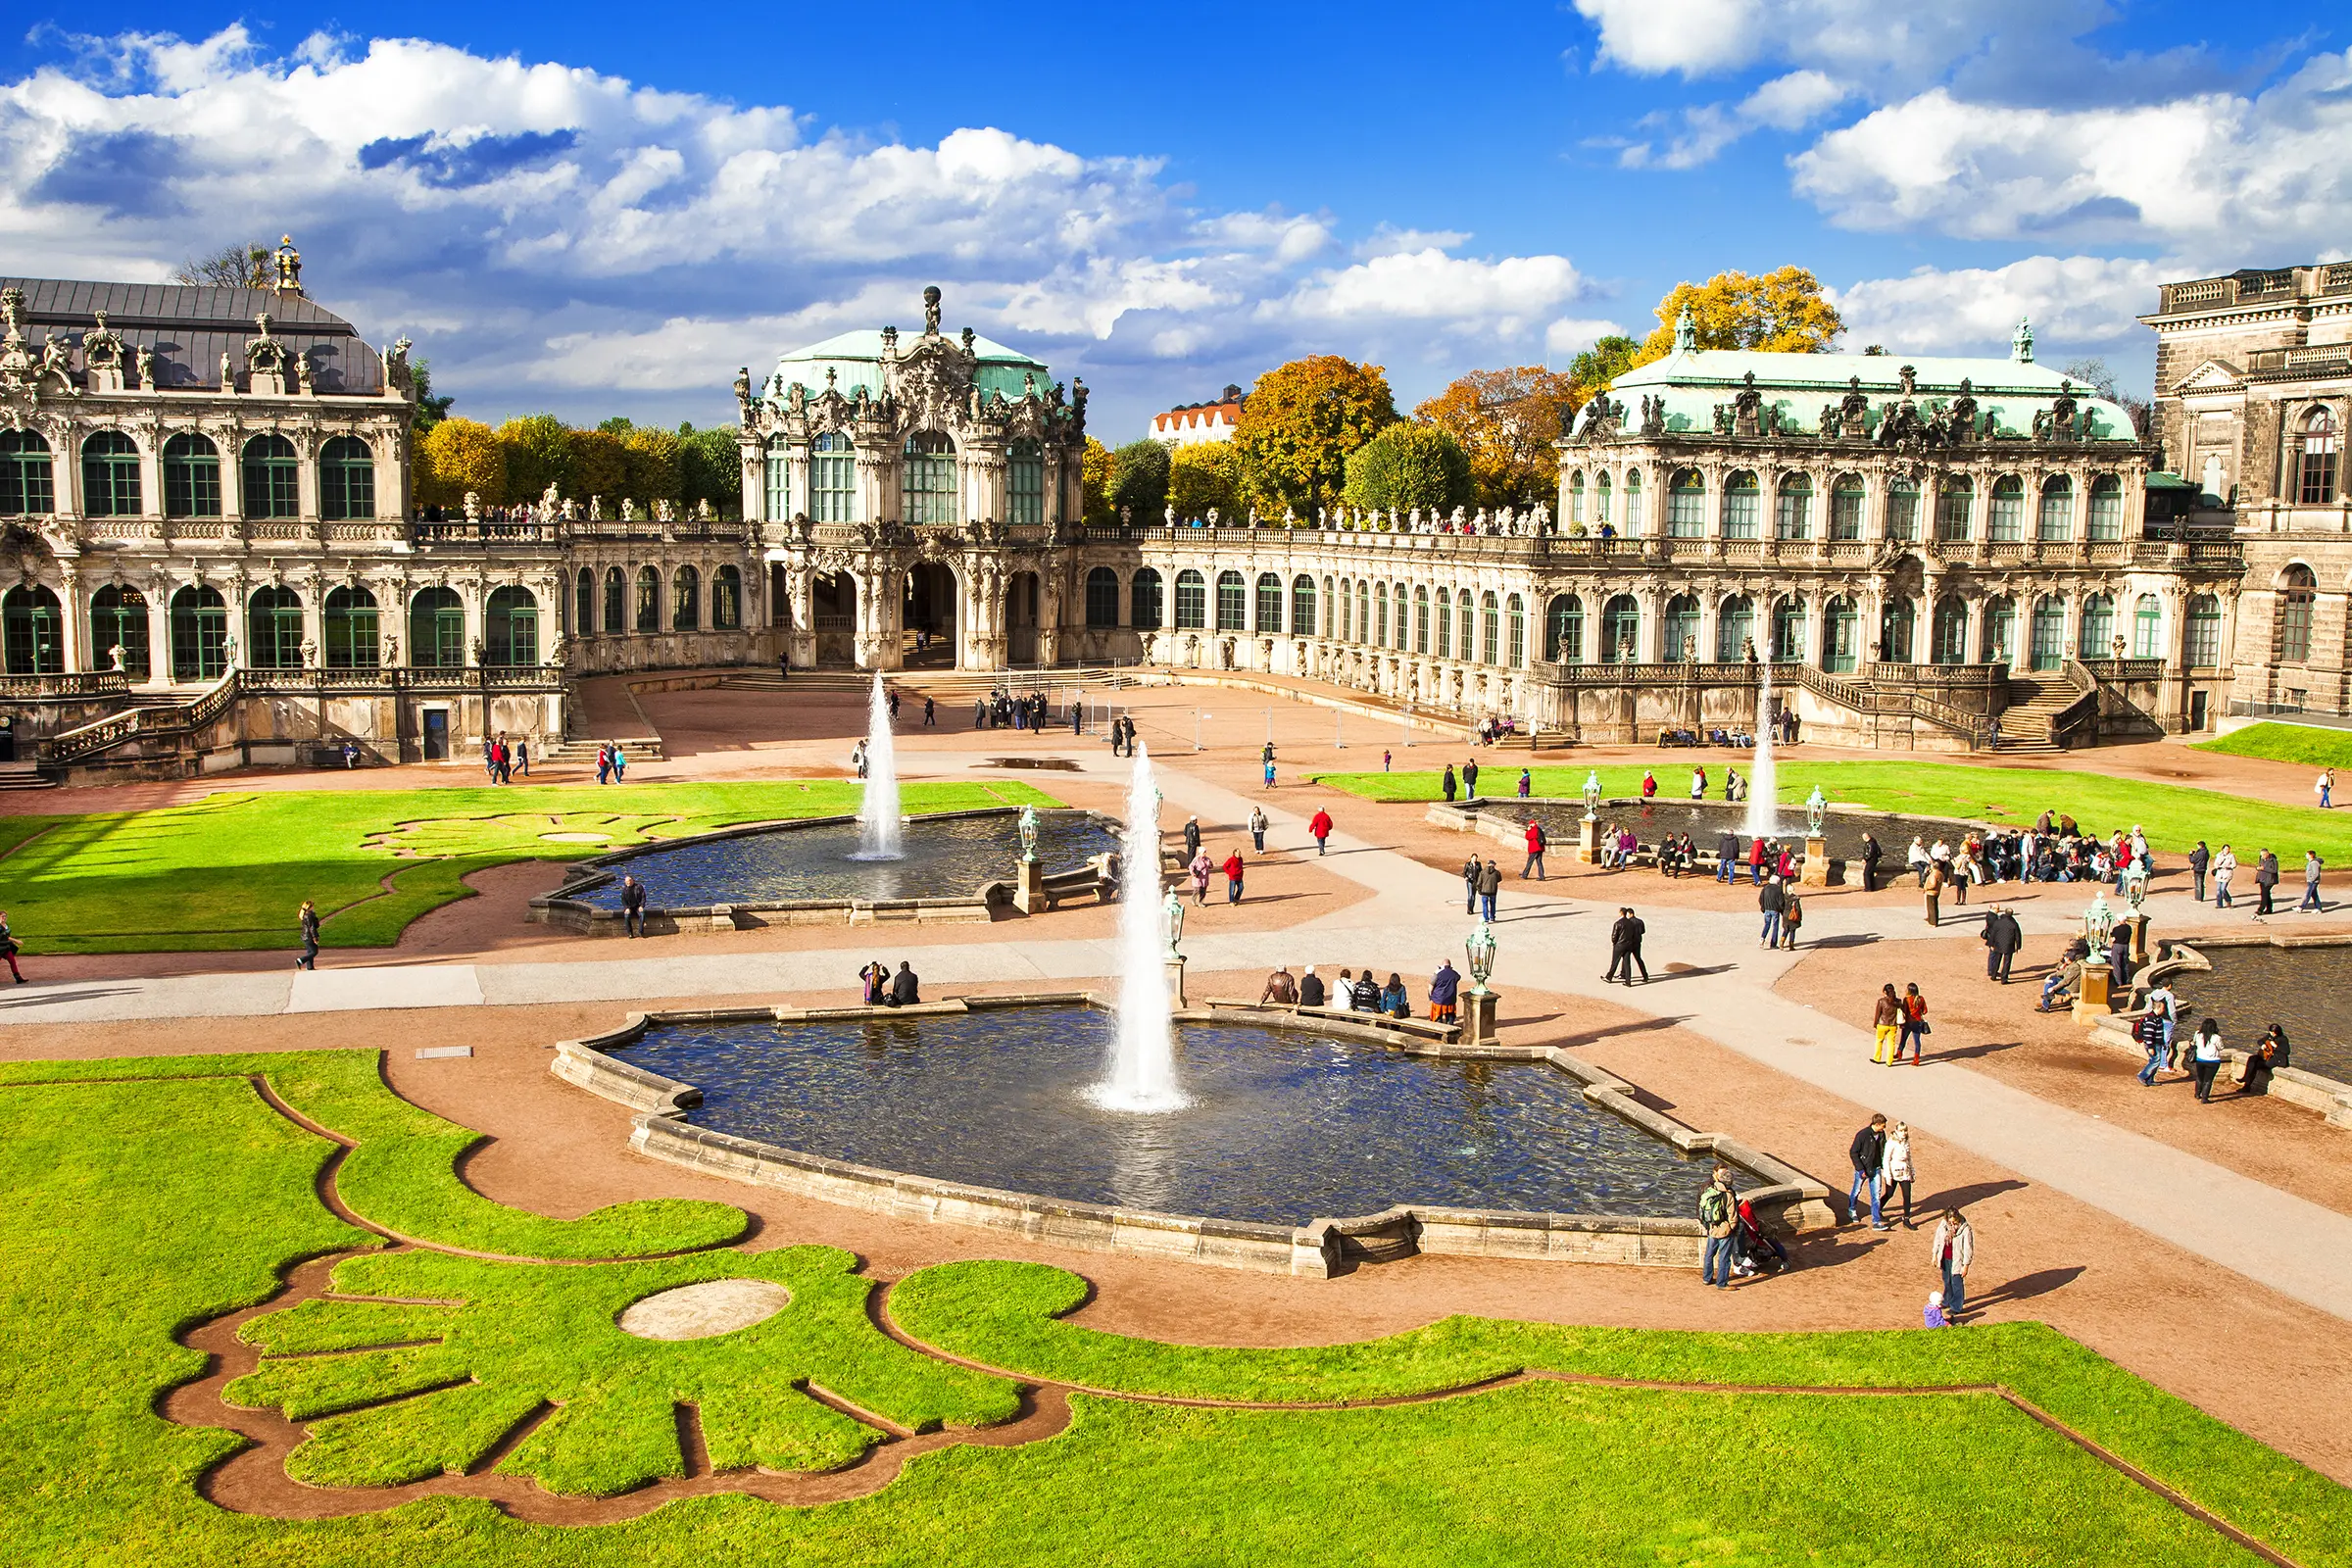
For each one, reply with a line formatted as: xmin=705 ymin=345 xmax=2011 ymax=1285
xmin=1308 ymin=808 xmax=1334 ymax=856
xmin=1222 ymin=849 xmax=1247 ymax=904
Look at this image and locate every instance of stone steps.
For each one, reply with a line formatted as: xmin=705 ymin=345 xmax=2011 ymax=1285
xmin=0 ymin=762 xmax=57 ymax=790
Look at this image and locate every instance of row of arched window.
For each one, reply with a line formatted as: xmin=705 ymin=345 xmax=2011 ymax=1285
xmin=0 ymin=583 xmax=541 ymax=680
xmin=0 ymin=430 xmax=376 ymax=520
xmin=762 ymin=433 xmax=1048 ymax=525
xmin=1563 ymin=467 xmax=2128 ymax=544
xmin=568 ymin=565 xmax=744 ymax=635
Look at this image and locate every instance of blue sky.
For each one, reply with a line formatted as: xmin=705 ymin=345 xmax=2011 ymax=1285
xmin=4 ymin=2 xmax=2344 ymax=437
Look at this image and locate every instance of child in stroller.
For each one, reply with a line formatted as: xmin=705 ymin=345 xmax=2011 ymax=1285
xmin=1731 ymin=1199 xmax=1788 ymax=1277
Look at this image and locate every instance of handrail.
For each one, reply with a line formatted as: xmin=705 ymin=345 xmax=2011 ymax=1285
xmin=42 ymin=669 xmax=240 ymax=763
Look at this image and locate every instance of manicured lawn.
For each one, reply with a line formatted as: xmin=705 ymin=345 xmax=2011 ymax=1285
xmin=0 ymin=779 xmax=1060 ymax=955
xmin=2195 ymin=721 xmax=2352 ymax=772
xmin=1309 ymin=760 xmax=2352 ymax=860
xmin=0 ymin=1051 xmax=2341 ymax=1565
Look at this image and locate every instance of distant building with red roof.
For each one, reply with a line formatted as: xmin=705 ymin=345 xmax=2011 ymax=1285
xmin=1150 ymin=384 xmax=1247 ymax=446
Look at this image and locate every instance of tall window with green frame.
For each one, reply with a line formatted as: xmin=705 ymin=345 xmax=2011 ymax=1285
xmin=0 ymin=431 xmax=53 ymax=515
xmin=810 ymin=431 xmax=857 ymax=522
xmin=324 ymin=586 xmax=378 ymax=667
xmin=81 ymin=431 xmax=141 ymax=516
xmin=409 ymin=587 xmax=466 ymax=667
xmin=170 ymin=585 xmax=228 ymax=681
xmin=246 ymin=585 xmax=304 ymax=668
xmin=318 ymin=436 xmax=375 ymax=520
xmin=164 ymin=433 xmax=221 ymax=517
xmin=242 ymin=434 xmax=300 ymax=518
xmin=1007 ymin=439 xmax=1045 ymax=526
xmin=90 ymin=585 xmax=150 ymax=677
xmin=903 ymin=432 xmax=956 ymax=524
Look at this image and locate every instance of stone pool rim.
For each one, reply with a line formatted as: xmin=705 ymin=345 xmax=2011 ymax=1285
xmin=547 ymin=995 xmax=1835 ymax=1278
xmin=1429 ymin=796 xmax=1999 ymax=880
xmin=2093 ymin=935 xmax=2352 ymax=1130
xmin=527 ymin=806 xmax=1122 ymax=934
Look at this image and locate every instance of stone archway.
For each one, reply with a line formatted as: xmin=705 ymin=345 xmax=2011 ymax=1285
xmin=905 ymin=561 xmax=958 ymax=667
xmin=1005 ymin=570 xmax=1041 ymax=665
xmin=810 ymin=570 xmax=856 ymax=666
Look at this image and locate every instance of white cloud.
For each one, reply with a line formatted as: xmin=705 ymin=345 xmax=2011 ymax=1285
xmin=1831 ymin=255 xmax=2164 ymax=357
xmin=1741 ymin=70 xmax=1848 ymax=129
xmin=1573 ymin=0 xmax=2116 ymax=91
xmin=1545 ymin=318 xmax=1627 ymax=356
xmin=1617 ymin=70 xmax=1851 ymax=170
xmin=1356 ymin=224 xmax=1473 ymax=260
xmin=1270 ymin=250 xmax=1589 ymax=336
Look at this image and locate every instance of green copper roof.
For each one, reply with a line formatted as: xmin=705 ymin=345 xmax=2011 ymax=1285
xmin=1609 ymin=348 xmax=2140 ymax=443
xmin=770 ymin=327 xmax=1053 ymax=402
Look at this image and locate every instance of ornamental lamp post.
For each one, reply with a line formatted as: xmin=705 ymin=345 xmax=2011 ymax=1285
xmin=1162 ymin=886 xmax=1186 ymax=957
xmin=1582 ymin=769 xmax=1602 ymax=821
xmin=1464 ymin=920 xmax=1496 ymax=998
xmin=2083 ymin=888 xmax=2116 ymax=963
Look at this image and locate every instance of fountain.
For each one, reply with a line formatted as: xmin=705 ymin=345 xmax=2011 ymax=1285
xmin=1744 ymin=661 xmax=1779 ymax=842
xmin=1092 ymin=742 xmax=1188 ymax=1112
xmin=853 ymin=672 xmax=903 ymax=861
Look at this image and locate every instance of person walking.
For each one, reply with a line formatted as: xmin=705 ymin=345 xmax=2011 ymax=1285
xmin=1749 ymin=836 xmax=1768 ymax=886
xmin=1222 ymin=848 xmax=1247 ymax=905
xmin=1248 ymin=806 xmax=1267 ymax=853
xmin=514 ymin=738 xmax=530 ymax=778
xmin=1183 ymin=815 xmax=1202 ymax=861
xmin=1522 ymin=818 xmax=1547 ymax=880
xmin=1463 ymin=758 xmax=1481 ymax=799
xmin=1429 ymin=959 xmax=1460 ymax=1024
xmin=2189 ymin=1018 xmax=2226 ymax=1102
xmin=1923 ymin=860 xmax=1945 ymax=928
xmin=2300 ymin=850 xmax=2326 ymax=912
xmin=1462 ymin=855 xmax=1481 ymax=914
xmin=1872 ymin=983 xmax=1902 ymax=1065
xmin=1847 ymin=1114 xmax=1887 ymax=1229
xmin=1698 ymin=1166 xmax=1739 ymax=1290
xmin=923 ymin=696 xmax=937 ymax=727
xmin=1189 ymin=848 xmax=1213 ymax=906
xmin=2320 ymin=768 xmax=2335 ymax=809
xmin=611 ymin=742 xmax=628 ymax=783
xmin=1881 ymin=1120 xmax=1917 ymax=1228
xmin=778 ymin=651 xmax=790 ymax=681
xmin=2255 ymin=848 xmax=2278 ymax=917
xmin=0 ymin=909 xmax=23 ymax=984
xmin=295 ymin=900 xmax=320 ymax=971
xmin=1478 ymin=858 xmax=1502 ymax=922
xmin=1781 ymin=889 xmax=1803 ymax=950
xmin=1604 ymin=906 xmax=1648 ymax=985
xmin=1442 ymin=763 xmax=1458 ymax=803
xmin=1716 ymin=828 xmax=1740 ymax=884
xmin=1690 ymin=765 xmax=1706 ymax=801
xmin=1516 ymin=767 xmax=1531 ymax=800
xmin=2214 ymin=844 xmax=2237 ymax=908
xmin=1895 ymin=983 xmax=1929 ymax=1064
xmin=596 ymin=742 xmax=612 ymax=785
xmin=2188 ymin=839 xmax=2211 ymax=902
xmin=1309 ymin=808 xmax=1334 ymax=857
xmin=1982 ymin=905 xmax=2022 ymax=982
xmin=1931 ymin=1209 xmax=1975 ymax=1319
xmin=1757 ymin=877 xmax=1785 ymax=949
xmin=2133 ymin=1000 xmax=2172 ymax=1086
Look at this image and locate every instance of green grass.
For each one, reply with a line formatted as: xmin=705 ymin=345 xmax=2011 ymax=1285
xmin=2194 ymin=721 xmax=2352 ymax=771
xmin=0 ymin=1051 xmax=746 ymax=1258
xmin=0 ymin=1059 xmax=2341 ymax=1565
xmin=1310 ymin=760 xmax=2352 ymax=859
xmin=0 ymin=779 xmax=1060 ymax=954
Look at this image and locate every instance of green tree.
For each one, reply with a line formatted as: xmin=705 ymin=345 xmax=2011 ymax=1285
xmin=496 ymin=416 xmax=572 ymax=503
xmin=677 ymin=423 xmax=742 ymax=516
xmin=1080 ymin=438 xmax=1115 ymax=526
xmin=1342 ymin=421 xmax=1473 ymax=513
xmin=407 ymin=359 xmax=455 ymax=437
xmin=1635 ymin=268 xmax=1843 ymax=365
xmin=621 ymin=425 xmax=681 ymax=507
xmin=1233 ymin=356 xmax=1396 ymax=521
xmin=1167 ymin=442 xmax=1241 ymax=520
xmin=1567 ymin=336 xmax=1640 ymax=404
xmin=1110 ymin=439 xmax=1173 ymax=522
xmin=567 ymin=426 xmax=629 ymax=508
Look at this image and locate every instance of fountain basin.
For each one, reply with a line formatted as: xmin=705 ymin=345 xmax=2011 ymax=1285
xmin=1432 ymin=797 xmax=1990 ymax=871
xmin=551 ymin=999 xmax=1832 ymax=1276
xmin=528 ymin=808 xmax=1123 ymax=934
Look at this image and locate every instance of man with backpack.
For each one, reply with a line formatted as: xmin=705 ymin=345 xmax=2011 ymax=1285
xmin=1522 ymin=818 xmax=1547 ymax=880
xmin=1698 ymin=1166 xmax=1739 ymax=1290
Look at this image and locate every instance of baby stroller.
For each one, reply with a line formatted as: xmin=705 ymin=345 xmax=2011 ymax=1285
xmin=1731 ymin=1199 xmax=1789 ymax=1277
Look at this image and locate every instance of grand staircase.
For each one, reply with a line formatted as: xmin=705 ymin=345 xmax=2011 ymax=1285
xmin=1989 ymin=676 xmax=2079 ymax=755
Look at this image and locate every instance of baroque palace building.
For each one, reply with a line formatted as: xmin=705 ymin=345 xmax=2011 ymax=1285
xmin=0 ymin=259 xmax=2317 ymax=778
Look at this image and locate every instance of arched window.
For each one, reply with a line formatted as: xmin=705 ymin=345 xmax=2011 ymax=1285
xmin=319 ymin=435 xmax=375 ymax=520
xmin=1936 ymin=475 xmax=1973 ymax=542
xmin=1413 ymin=585 xmax=1429 ymax=653
xmin=1255 ymin=572 xmax=1283 ymax=634
xmin=1567 ymin=470 xmax=1586 ymax=524
xmin=410 ymin=587 xmax=466 ymax=668
xmin=163 ymin=433 xmax=220 ymax=518
xmin=635 ymin=566 xmax=661 ymax=632
xmin=1723 ymin=471 xmax=1759 ymax=539
xmin=1132 ymin=567 xmax=1163 ymax=630
xmin=2185 ymin=594 xmax=2222 ymax=667
xmin=1457 ymin=590 xmax=1476 ymax=659
xmin=1595 ymin=471 xmax=1613 ymax=525
xmin=1292 ymin=574 xmax=1317 ymax=637
xmin=575 ymin=568 xmax=596 ymax=636
xmin=2079 ymin=592 xmax=2116 ymax=661
xmin=1357 ymin=580 xmax=1371 ymax=643
xmin=2132 ymin=593 xmax=2163 ymax=660
xmin=1831 ymin=474 xmax=1866 ymax=540
xmin=1480 ymin=591 xmax=1500 ymax=664
xmin=810 ymin=430 xmax=857 ymax=523
xmin=89 ymin=584 xmax=150 ymax=677
xmin=1662 ymin=594 xmax=1699 ymax=662
xmin=1771 ymin=596 xmax=1807 ymax=662
xmin=712 ymin=565 xmax=742 ymax=630
xmin=324 ymin=585 xmax=378 ymax=668
xmin=1988 ymin=475 xmax=2024 ymax=542
xmin=1879 ymin=595 xmax=1916 ymax=664
xmin=81 ymin=432 xmax=141 ymax=517
xmin=763 ymin=438 xmax=791 ymax=520
xmin=2030 ymin=595 xmax=2066 ymax=670
xmin=0 ymin=585 xmax=61 ymax=675
xmin=1086 ymin=567 xmax=1120 ymax=628
xmin=2037 ymin=475 xmax=2073 ymax=541
xmin=1884 ymin=476 xmax=1920 ymax=541
xmin=1822 ymin=597 xmax=1858 ymax=671
xmin=1373 ymin=582 xmax=1388 ymax=646
xmin=169 ymin=585 xmax=227 ymax=681
xmin=1392 ymin=583 xmax=1408 ymax=649
xmin=2277 ymin=564 xmax=2316 ymax=663
xmin=1667 ymin=468 xmax=1704 ymax=537
xmin=1336 ymin=578 xmax=1352 ymax=642
xmin=903 ymin=431 xmax=957 ymax=525
xmin=487 ymin=586 xmax=539 ymax=665
xmin=1774 ymin=473 xmax=1812 ymax=540
xmin=1600 ymin=594 xmax=1640 ymax=663
xmin=247 ymin=585 xmax=304 ymax=668
xmin=603 ymin=567 xmax=626 ymax=635
xmin=2300 ymin=408 xmax=2340 ymax=504
xmin=1506 ymin=593 xmax=1526 ymax=668
xmin=1436 ymin=586 xmax=1453 ymax=658
xmin=0 ymin=430 xmax=54 ymax=515
xmin=1716 ymin=595 xmax=1754 ymax=662
xmin=1008 ymin=438 xmax=1046 ymax=527
xmin=1545 ymin=594 xmax=1584 ymax=664
xmin=242 ymin=434 xmax=300 ymax=519
xmin=672 ymin=564 xmax=701 ymax=630
xmin=1624 ymin=468 xmax=1644 ymax=531
xmin=2086 ymin=475 xmax=2123 ymax=540
xmin=1931 ymin=595 xmax=1969 ymax=665
xmin=1215 ymin=569 xmax=1247 ymax=631
xmin=1981 ymin=596 xmax=2016 ymax=665
xmin=1174 ymin=568 xmax=1206 ymax=629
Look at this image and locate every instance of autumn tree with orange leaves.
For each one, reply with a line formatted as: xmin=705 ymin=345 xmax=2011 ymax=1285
xmin=1414 ymin=366 xmax=1581 ymax=508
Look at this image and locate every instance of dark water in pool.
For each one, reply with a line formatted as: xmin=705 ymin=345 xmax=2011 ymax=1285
xmin=1502 ymin=799 xmax=1975 ymax=862
xmin=617 ymin=1007 xmax=1707 ymax=1225
xmin=2167 ymin=947 xmax=2351 ymax=1084
xmin=575 ymin=811 xmax=1121 ymax=909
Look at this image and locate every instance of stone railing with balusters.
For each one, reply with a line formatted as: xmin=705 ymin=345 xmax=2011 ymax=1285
xmin=0 ymin=671 xmax=131 ymax=703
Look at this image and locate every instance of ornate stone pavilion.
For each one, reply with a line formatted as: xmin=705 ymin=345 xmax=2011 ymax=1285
xmin=2143 ymin=262 xmax=2352 ymax=717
